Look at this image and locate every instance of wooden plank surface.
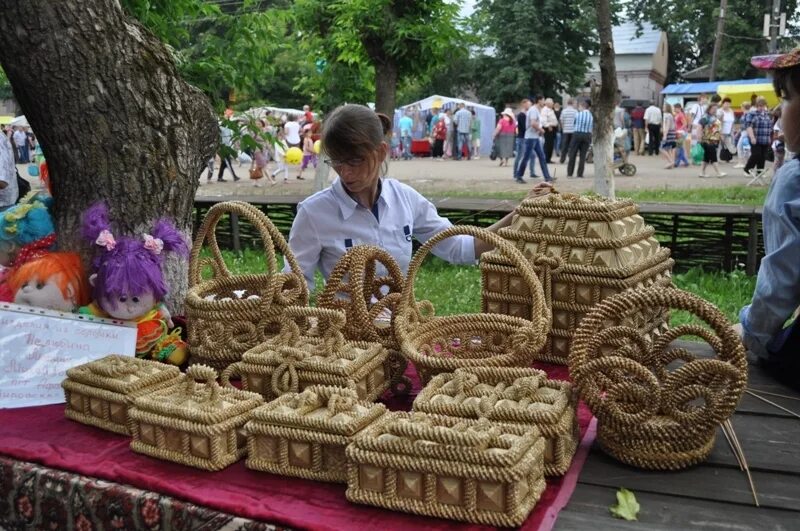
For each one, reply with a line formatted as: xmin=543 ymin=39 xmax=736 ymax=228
xmin=557 ymin=341 xmax=800 ymax=531
xmin=557 ymin=484 xmax=798 ymax=531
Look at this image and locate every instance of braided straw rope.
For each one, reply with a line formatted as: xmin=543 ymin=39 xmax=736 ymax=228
xmin=317 ymin=245 xmax=411 ymax=396
xmin=246 ymin=385 xmax=386 ymax=482
xmin=220 ymin=306 xmax=390 ymax=402
xmin=569 ymin=287 xmax=747 ymax=470
xmin=62 ymin=355 xmax=182 ymax=435
xmin=395 ymin=225 xmax=549 ymax=382
xmin=186 ymin=201 xmax=309 ymax=371
xmin=414 ymin=367 xmax=578 ymax=476
xmin=346 ymin=412 xmax=546 ymax=526
xmin=129 ymin=364 xmax=263 ymax=471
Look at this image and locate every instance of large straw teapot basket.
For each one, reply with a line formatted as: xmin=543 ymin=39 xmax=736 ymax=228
xmin=395 ymin=225 xmax=550 ymax=384
xmin=569 ymin=287 xmax=747 ymax=470
xmin=317 ymin=245 xmax=410 ymax=395
xmin=185 ymin=201 xmax=308 ymax=371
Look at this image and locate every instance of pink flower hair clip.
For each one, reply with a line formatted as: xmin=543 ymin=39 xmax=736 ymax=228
xmin=95 ymin=229 xmax=116 ymax=251
xmin=142 ymin=234 xmax=164 ymax=255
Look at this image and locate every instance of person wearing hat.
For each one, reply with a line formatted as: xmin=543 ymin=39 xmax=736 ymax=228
xmin=737 ymin=46 xmax=800 ymax=390
xmin=493 ymin=108 xmax=517 ymax=167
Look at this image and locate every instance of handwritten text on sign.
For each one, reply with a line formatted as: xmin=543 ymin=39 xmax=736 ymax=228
xmin=0 ymin=304 xmax=137 ymax=408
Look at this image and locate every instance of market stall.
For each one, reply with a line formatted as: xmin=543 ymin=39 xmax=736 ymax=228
xmin=393 ymin=95 xmax=497 ymax=157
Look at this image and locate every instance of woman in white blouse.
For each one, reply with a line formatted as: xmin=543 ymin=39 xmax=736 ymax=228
xmin=287 ymin=104 xmax=550 ymax=291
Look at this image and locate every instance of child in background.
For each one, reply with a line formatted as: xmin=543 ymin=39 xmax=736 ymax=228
xmin=738 ymin=47 xmax=800 ymax=389
xmin=389 ymin=131 xmax=401 ymax=160
xmin=735 ymin=103 xmax=752 ymax=168
xmin=271 ymin=130 xmax=289 ymax=183
xmin=296 ymin=129 xmax=316 ymax=181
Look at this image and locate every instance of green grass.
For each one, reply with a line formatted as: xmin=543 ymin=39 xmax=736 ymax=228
xmin=214 ymin=250 xmax=754 ymax=327
xmin=423 ymin=186 xmax=767 ymax=206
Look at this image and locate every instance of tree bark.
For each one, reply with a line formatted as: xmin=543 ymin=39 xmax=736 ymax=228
xmin=0 ymin=0 xmax=218 ymax=312
xmin=374 ymin=59 xmax=399 ymax=118
xmin=591 ymin=0 xmax=618 ymax=199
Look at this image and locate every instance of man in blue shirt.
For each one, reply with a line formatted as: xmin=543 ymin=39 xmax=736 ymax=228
xmin=454 ymin=103 xmax=473 ymax=160
xmin=566 ymin=100 xmax=593 ymax=178
xmin=514 ymin=95 xmax=552 ymax=183
xmin=398 ymin=112 xmax=414 ymax=160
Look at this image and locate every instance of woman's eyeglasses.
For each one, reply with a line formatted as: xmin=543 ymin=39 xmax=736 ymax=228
xmin=324 ymin=157 xmax=366 ymax=170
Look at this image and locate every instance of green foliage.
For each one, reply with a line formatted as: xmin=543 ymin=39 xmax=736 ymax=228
xmin=0 ymin=67 xmax=13 ymax=100
xmin=294 ymin=0 xmax=462 ymax=113
xmin=628 ymin=0 xmax=800 ymax=82
xmin=120 ymin=0 xmax=292 ymax=108
xmin=610 ymin=488 xmax=640 ymax=521
xmin=469 ymin=0 xmax=598 ymax=108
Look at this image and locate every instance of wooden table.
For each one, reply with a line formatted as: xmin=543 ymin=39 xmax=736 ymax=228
xmin=556 ymin=341 xmax=800 ymax=530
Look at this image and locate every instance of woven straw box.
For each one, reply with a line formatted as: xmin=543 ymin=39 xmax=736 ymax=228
xmin=224 ymin=336 xmax=390 ymax=402
xmin=246 ymin=386 xmax=386 ymax=482
xmin=346 ymin=412 xmax=546 ymax=527
xmin=414 ymin=367 xmax=578 ymax=476
xmin=129 ymin=365 xmax=263 ymax=471
xmin=62 ymin=355 xmax=182 ymax=435
xmin=481 ymin=193 xmax=674 ymax=364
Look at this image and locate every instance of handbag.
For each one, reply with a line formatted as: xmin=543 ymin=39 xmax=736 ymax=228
xmin=249 ymin=167 xmax=264 ymax=180
xmin=489 ymin=141 xmax=498 ymax=161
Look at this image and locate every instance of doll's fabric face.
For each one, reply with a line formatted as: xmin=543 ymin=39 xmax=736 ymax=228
xmin=14 ymin=274 xmax=75 ymax=312
xmin=99 ymin=290 xmax=156 ymax=321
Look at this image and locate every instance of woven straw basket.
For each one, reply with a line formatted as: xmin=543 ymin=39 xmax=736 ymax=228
xmin=569 ymin=287 xmax=747 ymax=470
xmin=414 ymin=367 xmax=578 ymax=476
xmin=246 ymin=385 xmax=386 ymax=483
xmin=481 ymin=192 xmax=674 ymax=365
xmin=346 ymin=411 xmax=546 ymax=526
xmin=220 ymin=306 xmax=390 ymax=402
xmin=395 ymin=225 xmax=550 ymax=383
xmin=186 ymin=201 xmax=308 ymax=371
xmin=317 ymin=245 xmax=411 ymax=396
xmin=129 ymin=364 xmax=263 ymax=471
xmin=63 ymin=355 xmax=182 ymax=435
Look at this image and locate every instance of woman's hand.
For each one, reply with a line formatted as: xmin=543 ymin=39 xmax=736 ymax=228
xmin=526 ymin=181 xmax=553 ymax=199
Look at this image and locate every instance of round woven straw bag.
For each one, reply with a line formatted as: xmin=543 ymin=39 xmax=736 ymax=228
xmin=569 ymin=286 xmax=747 ymax=470
xmin=395 ymin=225 xmax=550 ymax=383
xmin=317 ymin=245 xmax=410 ymax=395
xmin=185 ymin=201 xmax=308 ymax=371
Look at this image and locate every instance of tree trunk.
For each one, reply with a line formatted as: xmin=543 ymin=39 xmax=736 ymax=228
xmin=374 ymin=59 xmax=399 ymax=118
xmin=0 ymin=0 xmax=218 ymax=312
xmin=591 ymin=0 xmax=618 ymax=199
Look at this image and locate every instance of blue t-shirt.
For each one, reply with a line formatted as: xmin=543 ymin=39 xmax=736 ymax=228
xmin=399 ymin=116 xmax=413 ymax=137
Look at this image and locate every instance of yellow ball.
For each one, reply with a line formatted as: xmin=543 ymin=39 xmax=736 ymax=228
xmin=313 ymin=140 xmax=321 ymax=154
xmin=285 ymin=147 xmax=303 ymax=165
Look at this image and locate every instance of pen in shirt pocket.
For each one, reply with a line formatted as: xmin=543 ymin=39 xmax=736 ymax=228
xmin=403 ymin=225 xmax=411 ymax=242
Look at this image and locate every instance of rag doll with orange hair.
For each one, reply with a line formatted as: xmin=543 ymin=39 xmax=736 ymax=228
xmin=8 ymin=252 xmax=90 ymax=312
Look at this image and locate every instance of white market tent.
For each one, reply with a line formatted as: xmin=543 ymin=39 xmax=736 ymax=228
xmin=394 ymin=95 xmax=497 ymax=157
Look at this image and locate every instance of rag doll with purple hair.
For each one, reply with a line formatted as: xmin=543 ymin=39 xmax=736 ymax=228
xmin=79 ymin=201 xmax=190 ymax=366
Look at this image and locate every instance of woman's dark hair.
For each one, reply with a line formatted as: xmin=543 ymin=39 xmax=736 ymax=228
xmin=722 ymin=97 xmax=732 ymax=104
xmin=773 ymin=66 xmax=800 ymax=99
xmin=322 ymin=104 xmax=389 ymax=174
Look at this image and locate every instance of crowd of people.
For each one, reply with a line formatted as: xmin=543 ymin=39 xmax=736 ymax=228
xmin=207 ymin=104 xmax=320 ymax=186
xmin=485 ymin=91 xmax=789 ymax=184
xmin=2 ymin=125 xmax=36 ymax=164
xmin=394 ymin=102 xmax=482 ymax=162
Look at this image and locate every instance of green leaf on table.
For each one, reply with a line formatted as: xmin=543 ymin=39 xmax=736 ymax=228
xmin=610 ymin=488 xmax=640 ymax=521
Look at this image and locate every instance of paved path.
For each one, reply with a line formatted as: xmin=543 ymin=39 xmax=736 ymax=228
xmin=196 ymin=152 xmax=764 ymax=198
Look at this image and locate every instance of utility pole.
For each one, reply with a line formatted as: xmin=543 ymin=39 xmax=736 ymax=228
xmin=709 ymin=0 xmax=728 ymax=81
xmin=769 ymin=0 xmax=781 ymax=53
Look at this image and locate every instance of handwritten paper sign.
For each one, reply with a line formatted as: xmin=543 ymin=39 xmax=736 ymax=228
xmin=0 ymin=303 xmax=138 ymax=409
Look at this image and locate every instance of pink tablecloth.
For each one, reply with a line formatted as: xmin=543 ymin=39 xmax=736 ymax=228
xmin=0 ymin=362 xmax=594 ymax=531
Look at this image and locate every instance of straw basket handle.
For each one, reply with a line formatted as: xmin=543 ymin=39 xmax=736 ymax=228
xmin=188 ymin=201 xmax=305 ymax=291
xmin=397 ymin=225 xmax=550 ymax=345
xmin=219 ymin=362 xmax=241 ymax=389
xmin=183 ymin=364 xmax=221 ymax=404
xmin=569 ymin=287 xmax=748 ymax=428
